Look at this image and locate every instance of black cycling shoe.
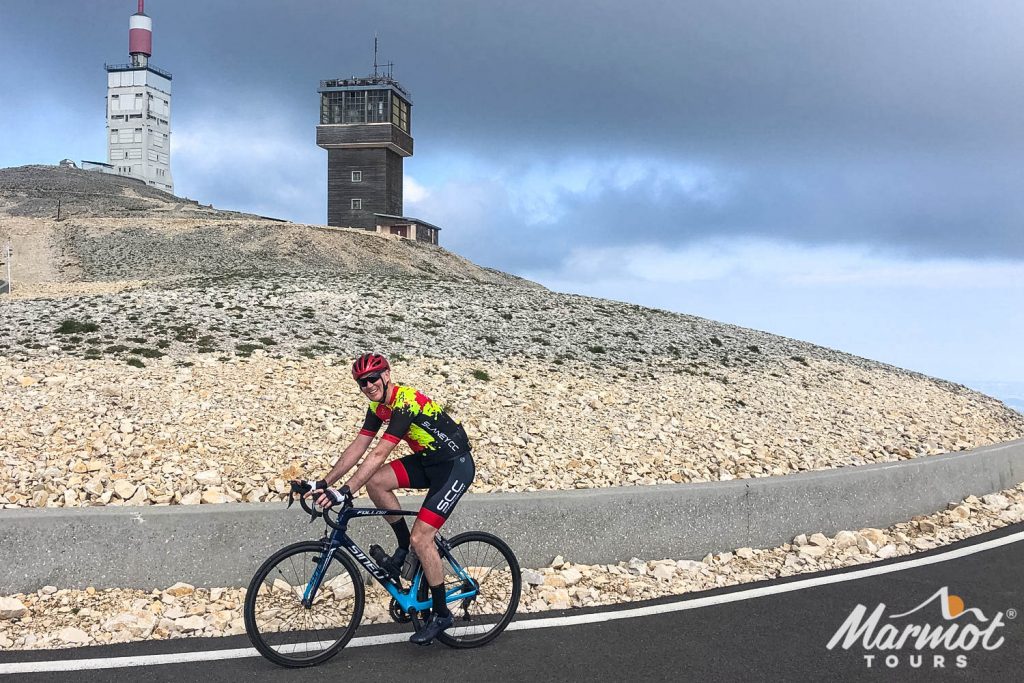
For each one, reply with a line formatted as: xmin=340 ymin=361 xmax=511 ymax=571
xmin=369 ymin=545 xmax=408 ymax=580
xmin=410 ymin=612 xmax=454 ymax=645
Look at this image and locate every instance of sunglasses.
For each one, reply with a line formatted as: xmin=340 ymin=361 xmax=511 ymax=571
xmin=356 ymin=373 xmax=383 ymax=388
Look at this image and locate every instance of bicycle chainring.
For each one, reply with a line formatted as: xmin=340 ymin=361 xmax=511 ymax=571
xmin=389 ymin=598 xmax=412 ymax=624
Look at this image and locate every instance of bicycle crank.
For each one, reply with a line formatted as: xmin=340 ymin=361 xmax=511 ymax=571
xmin=388 ymin=598 xmax=412 ymax=624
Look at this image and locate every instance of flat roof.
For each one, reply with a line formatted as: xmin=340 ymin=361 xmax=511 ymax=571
xmin=104 ymin=63 xmax=173 ymax=80
xmin=319 ymin=75 xmax=411 ymax=102
xmin=375 ymin=213 xmax=442 ymax=232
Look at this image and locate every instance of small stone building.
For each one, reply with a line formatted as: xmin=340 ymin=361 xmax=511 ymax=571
xmin=373 ymin=214 xmax=440 ymax=245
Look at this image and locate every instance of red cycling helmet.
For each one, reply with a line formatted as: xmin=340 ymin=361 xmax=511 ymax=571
xmin=351 ymin=353 xmax=390 ymax=379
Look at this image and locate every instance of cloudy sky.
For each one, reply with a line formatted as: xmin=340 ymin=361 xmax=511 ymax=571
xmin=1 ymin=1 xmax=1022 ymax=400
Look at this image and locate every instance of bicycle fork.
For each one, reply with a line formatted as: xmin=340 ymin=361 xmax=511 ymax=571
xmin=302 ymin=544 xmax=337 ymax=608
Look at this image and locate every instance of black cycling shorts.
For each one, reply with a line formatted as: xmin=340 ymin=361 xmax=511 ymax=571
xmin=389 ymin=453 xmax=475 ymax=529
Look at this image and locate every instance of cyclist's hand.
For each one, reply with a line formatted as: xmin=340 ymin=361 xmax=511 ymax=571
xmin=317 ymin=485 xmax=352 ymax=509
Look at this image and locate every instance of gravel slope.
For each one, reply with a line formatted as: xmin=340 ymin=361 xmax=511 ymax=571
xmin=1 ymin=164 xmax=1022 ymax=510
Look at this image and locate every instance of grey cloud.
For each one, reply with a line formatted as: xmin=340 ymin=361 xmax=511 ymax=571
xmin=4 ymin=1 xmax=1024 ymax=263
xmin=437 ymin=153 xmax=1024 ymax=271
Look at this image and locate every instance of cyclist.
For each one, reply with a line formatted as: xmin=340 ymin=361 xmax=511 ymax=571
xmin=294 ymin=353 xmax=475 ymax=645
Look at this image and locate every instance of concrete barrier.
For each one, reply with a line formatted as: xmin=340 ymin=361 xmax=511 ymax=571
xmin=1 ymin=439 xmax=1021 ymax=593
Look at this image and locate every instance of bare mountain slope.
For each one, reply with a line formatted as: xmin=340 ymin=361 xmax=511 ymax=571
xmin=0 ymin=165 xmax=540 ymax=288
xmin=1 ymin=164 xmax=1022 ymax=510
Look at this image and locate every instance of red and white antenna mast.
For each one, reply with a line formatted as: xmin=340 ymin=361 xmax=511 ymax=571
xmin=129 ymin=0 xmax=153 ymax=68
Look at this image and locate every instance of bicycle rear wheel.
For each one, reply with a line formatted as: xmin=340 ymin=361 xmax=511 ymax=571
xmin=244 ymin=541 xmax=364 ymax=667
xmin=411 ymin=531 xmax=521 ymax=648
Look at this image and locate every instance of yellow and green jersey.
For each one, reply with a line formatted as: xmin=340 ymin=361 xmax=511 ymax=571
xmin=359 ymin=384 xmax=470 ymax=462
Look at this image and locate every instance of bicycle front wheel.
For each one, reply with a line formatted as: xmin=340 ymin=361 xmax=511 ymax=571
xmin=412 ymin=531 xmax=522 ymax=648
xmin=244 ymin=541 xmax=364 ymax=667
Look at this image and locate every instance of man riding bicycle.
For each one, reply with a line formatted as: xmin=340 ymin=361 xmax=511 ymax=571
xmin=294 ymin=353 xmax=475 ymax=645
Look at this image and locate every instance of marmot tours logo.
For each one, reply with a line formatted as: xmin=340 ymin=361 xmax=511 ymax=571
xmin=827 ymin=587 xmax=1016 ymax=670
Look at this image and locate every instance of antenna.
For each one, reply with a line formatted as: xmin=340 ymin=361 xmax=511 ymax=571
xmin=370 ymin=34 xmax=396 ymax=79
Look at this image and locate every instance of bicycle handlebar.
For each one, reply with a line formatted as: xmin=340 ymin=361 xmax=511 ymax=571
xmin=287 ymin=481 xmax=348 ymax=530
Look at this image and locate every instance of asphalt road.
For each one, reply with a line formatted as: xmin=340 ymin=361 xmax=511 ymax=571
xmin=2 ymin=522 xmax=1021 ymax=682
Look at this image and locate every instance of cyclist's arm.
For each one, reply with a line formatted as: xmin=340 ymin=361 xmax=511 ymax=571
xmin=321 ymin=432 xmax=375 ymax=487
xmin=343 ymin=407 xmax=414 ymax=493
xmin=319 ymin=408 xmax=382 ymax=487
xmin=343 ymin=437 xmax=401 ymax=493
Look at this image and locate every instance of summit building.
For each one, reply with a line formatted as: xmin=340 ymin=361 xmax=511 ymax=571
xmin=104 ymin=1 xmax=173 ymax=193
xmin=316 ymin=66 xmax=440 ymax=244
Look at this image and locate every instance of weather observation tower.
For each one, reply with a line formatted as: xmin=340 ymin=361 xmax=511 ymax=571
xmin=317 ymin=51 xmax=440 ymax=244
xmin=104 ymin=0 xmax=174 ymax=193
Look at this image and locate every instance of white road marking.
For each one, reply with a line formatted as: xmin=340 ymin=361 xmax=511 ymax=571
xmin=2 ymin=528 xmax=1021 ymax=675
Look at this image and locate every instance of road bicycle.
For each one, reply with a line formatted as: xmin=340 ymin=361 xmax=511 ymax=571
xmin=243 ymin=486 xmax=522 ymax=668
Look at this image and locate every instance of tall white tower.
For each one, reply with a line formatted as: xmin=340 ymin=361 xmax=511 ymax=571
xmin=105 ymin=0 xmax=173 ymax=193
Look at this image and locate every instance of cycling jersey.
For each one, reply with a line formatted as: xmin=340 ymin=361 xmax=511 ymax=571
xmin=359 ymin=384 xmax=471 ymax=463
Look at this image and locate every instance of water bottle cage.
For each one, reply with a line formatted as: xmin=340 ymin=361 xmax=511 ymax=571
xmin=401 ymin=550 xmax=419 ymax=580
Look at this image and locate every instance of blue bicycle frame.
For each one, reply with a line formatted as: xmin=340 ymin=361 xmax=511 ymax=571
xmin=302 ymin=506 xmax=479 ymax=614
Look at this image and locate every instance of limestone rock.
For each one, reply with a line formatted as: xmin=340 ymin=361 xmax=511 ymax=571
xmin=173 ymin=615 xmax=207 ymax=633
xmin=543 ymin=588 xmax=571 ymax=610
xmin=58 ymin=627 xmax=91 ymax=644
xmin=675 ymin=560 xmax=704 ymax=573
xmin=561 ymin=568 xmax=584 ymax=587
xmin=194 ymin=470 xmax=221 ymax=486
xmin=164 ymin=582 xmax=195 ymax=598
xmin=522 ymin=570 xmax=544 ymax=586
xmin=179 ymin=490 xmax=202 ymax=505
xmin=0 ymin=597 xmax=28 ymax=620
xmin=875 ymin=544 xmax=899 ymax=559
xmin=981 ymin=494 xmax=1010 ymax=510
xmin=200 ymin=489 xmax=226 ymax=505
xmin=859 ymin=528 xmax=887 ymax=546
xmin=113 ymin=480 xmax=137 ymax=500
xmin=798 ymin=545 xmax=827 ymax=558
xmin=833 ymin=531 xmax=857 ymax=548
xmin=652 ymin=564 xmax=675 ymax=581
xmin=808 ymin=533 xmax=830 ymax=547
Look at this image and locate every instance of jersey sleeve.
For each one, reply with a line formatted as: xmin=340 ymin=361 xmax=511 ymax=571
xmin=359 ymin=407 xmax=382 ymax=437
xmin=381 ymin=406 xmax=415 ymax=445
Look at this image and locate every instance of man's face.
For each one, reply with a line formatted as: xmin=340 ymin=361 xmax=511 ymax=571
xmin=357 ymin=368 xmax=390 ymax=402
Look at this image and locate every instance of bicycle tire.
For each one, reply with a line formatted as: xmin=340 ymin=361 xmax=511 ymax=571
xmin=244 ymin=541 xmax=364 ymax=667
xmin=411 ymin=531 xmax=521 ymax=648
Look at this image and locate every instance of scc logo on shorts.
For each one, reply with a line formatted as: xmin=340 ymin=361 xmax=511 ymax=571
xmin=436 ymin=479 xmax=466 ymax=513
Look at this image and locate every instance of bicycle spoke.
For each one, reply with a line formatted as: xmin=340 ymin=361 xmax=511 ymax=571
xmin=412 ymin=532 xmax=521 ymax=648
xmin=245 ymin=543 xmax=363 ymax=667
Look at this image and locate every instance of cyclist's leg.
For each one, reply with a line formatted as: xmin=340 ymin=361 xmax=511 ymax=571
xmin=410 ymin=454 xmax=476 ymax=588
xmin=366 ymin=455 xmax=427 ymax=523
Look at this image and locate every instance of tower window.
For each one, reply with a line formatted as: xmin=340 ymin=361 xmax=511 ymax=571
xmin=351 ymin=171 xmax=362 ymax=182
xmin=351 ymin=199 xmax=362 ymax=210
xmin=391 ymin=94 xmax=409 ymax=133
xmin=366 ymin=90 xmax=388 ymax=123
xmin=344 ymin=91 xmax=367 ymax=124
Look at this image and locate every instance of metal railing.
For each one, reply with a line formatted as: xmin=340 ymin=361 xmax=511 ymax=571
xmin=104 ymin=62 xmax=173 ymax=80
